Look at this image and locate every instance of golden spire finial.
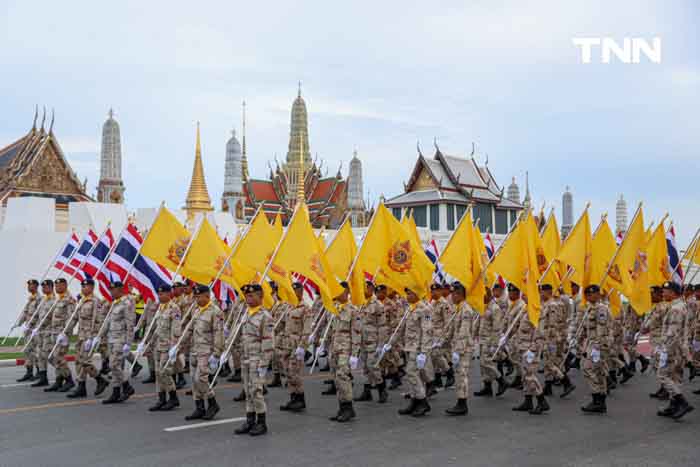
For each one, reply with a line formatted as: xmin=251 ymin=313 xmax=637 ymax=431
xmin=241 ymin=100 xmax=249 ymax=182
xmin=296 ymin=122 xmax=305 ymax=203
xmin=184 ymin=121 xmax=213 ymax=222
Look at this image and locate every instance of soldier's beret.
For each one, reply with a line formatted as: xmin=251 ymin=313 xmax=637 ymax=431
xmin=41 ymin=279 xmax=53 ymax=287
xmin=430 ymin=283 xmax=443 ymax=291
xmin=694 ymin=284 xmax=700 ymax=291
xmin=110 ymin=281 xmax=124 ymax=289
xmin=157 ymin=284 xmax=172 ymax=293
xmin=27 ymin=279 xmax=39 ymax=286
xmin=650 ymin=285 xmax=662 ymax=292
xmin=376 ymin=284 xmax=387 ymax=291
xmin=584 ymin=284 xmax=600 ymax=294
xmin=192 ymin=284 xmax=209 ymax=294
xmin=451 ymin=281 xmax=465 ymax=292
xmin=81 ymin=278 xmax=95 ymax=286
xmin=662 ymin=281 xmax=681 ymax=294
xmin=185 ymin=279 xmax=193 ymax=287
xmin=55 ymin=278 xmax=67 ymax=285
xmin=173 ymin=281 xmax=185 ymax=288
xmin=242 ymin=283 xmax=263 ymax=293
xmin=507 ymin=283 xmax=520 ymax=293
xmin=293 ymin=282 xmax=304 ymax=290
xmin=492 ymin=283 xmax=503 ymax=290
xmin=539 ymin=284 xmax=553 ymax=291
xmin=365 ymin=280 xmax=375 ymax=288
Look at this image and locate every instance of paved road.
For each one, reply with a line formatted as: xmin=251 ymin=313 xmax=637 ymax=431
xmin=0 ymin=362 xmax=697 ymax=467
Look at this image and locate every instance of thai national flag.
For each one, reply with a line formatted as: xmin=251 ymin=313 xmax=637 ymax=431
xmin=616 ymin=230 xmax=624 ymax=246
xmin=68 ymin=230 xmax=99 ymax=281
xmin=106 ymin=223 xmax=172 ymax=302
xmin=83 ymin=228 xmax=115 ymax=300
xmin=484 ymin=233 xmax=506 ymax=288
xmin=213 ymin=236 xmax=238 ymax=306
xmin=425 ymin=239 xmax=446 ymax=285
xmin=666 ymin=226 xmax=683 ymax=283
xmin=54 ymin=232 xmax=81 ymax=276
xmin=291 ymin=272 xmax=319 ymax=300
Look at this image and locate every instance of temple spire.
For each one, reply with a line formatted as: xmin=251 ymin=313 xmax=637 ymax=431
xmin=296 ymin=125 xmax=305 ymax=203
xmin=184 ymin=121 xmax=213 ymax=222
xmin=241 ymin=100 xmax=249 ymax=182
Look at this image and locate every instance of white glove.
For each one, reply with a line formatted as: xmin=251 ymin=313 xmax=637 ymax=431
xmin=498 ymin=335 xmax=507 ymax=347
xmin=295 ymin=346 xmax=305 ymax=360
xmin=168 ymin=345 xmax=178 ymax=361
xmin=633 ymin=332 xmax=640 ymax=342
xmin=136 ymin=342 xmax=145 ymax=355
xmin=91 ymin=336 xmax=101 ymax=351
xmin=382 ymin=343 xmax=391 ymax=354
xmin=20 ymin=324 xmax=27 ymax=333
xmin=659 ymin=350 xmax=668 ymax=368
xmin=349 ymin=356 xmax=359 ymax=370
xmin=307 ymin=334 xmax=316 ymax=344
xmin=432 ymin=341 xmax=442 ymax=349
xmin=451 ymin=351 xmax=460 ymax=366
xmin=570 ymin=348 xmax=577 ymax=357
xmin=208 ymin=355 xmax=218 ymax=371
xmin=416 ymin=353 xmax=427 ymax=369
xmin=57 ymin=333 xmax=68 ymax=346
xmin=220 ymin=352 xmax=229 ymax=365
xmin=223 ymin=326 xmax=230 ymax=338
xmin=122 ymin=343 xmax=131 ymax=353
xmin=315 ymin=346 xmax=325 ymax=357
xmin=31 ymin=328 xmax=38 ymax=337
xmin=525 ymin=350 xmax=535 ymax=364
xmin=83 ymin=340 xmax=92 ymax=352
xmin=257 ymin=367 xmax=267 ymax=379
xmin=591 ymin=347 xmax=600 ymax=363
xmin=692 ymin=340 xmax=700 ymax=352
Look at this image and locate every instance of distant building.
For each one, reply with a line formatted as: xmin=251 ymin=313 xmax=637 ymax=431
xmin=561 ymin=186 xmax=574 ymax=238
xmin=183 ymin=123 xmax=213 ymax=223
xmin=616 ymin=194 xmax=628 ymax=235
xmin=384 ymin=145 xmax=522 ymax=234
xmin=221 ymin=127 xmax=244 ymax=221
xmin=347 ymin=149 xmax=365 ymax=226
xmin=97 ymin=109 xmax=125 ymax=204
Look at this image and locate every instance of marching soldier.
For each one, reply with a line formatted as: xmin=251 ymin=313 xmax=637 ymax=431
xmin=397 ymin=287 xmax=433 ymax=417
xmin=234 ymin=283 xmax=273 ymax=435
xmin=442 ymin=281 xmax=473 ymax=416
xmin=135 ymin=298 xmax=159 ymax=384
xmin=429 ymin=283 xmax=453 ymax=390
xmin=172 ymin=282 xmax=190 ymax=389
xmin=16 ymin=279 xmax=41 ymax=382
xmin=149 ymin=285 xmax=182 ymax=412
xmin=44 ymin=278 xmax=76 ymax=393
xmin=644 ymin=286 xmax=669 ymax=400
xmin=269 ymin=283 xmax=289 ymax=389
xmin=656 ymin=281 xmax=694 ymax=419
xmin=691 ymin=284 xmax=700 ymax=394
xmin=540 ymin=284 xmax=575 ymax=398
xmin=279 ymin=282 xmax=314 ymax=412
xmin=473 ymin=286 xmax=508 ymax=397
xmin=355 ymin=281 xmax=389 ymax=404
xmin=621 ymin=302 xmax=644 ymax=379
xmin=99 ymin=282 xmax=136 ymax=404
xmin=379 ymin=285 xmax=403 ymax=390
xmin=183 ymin=284 xmax=224 ymax=421
xmin=579 ymin=284 xmax=610 ymax=414
xmin=503 ymin=284 xmax=526 ymax=389
xmin=30 ymin=279 xmax=56 ymax=388
xmin=66 ymin=279 xmax=109 ymax=398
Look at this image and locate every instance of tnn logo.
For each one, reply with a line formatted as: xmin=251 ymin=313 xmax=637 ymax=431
xmin=572 ymin=37 xmax=661 ymax=64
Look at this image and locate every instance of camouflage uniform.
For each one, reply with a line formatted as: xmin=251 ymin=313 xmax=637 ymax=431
xmin=540 ymin=297 xmax=565 ymax=383
xmin=154 ymin=301 xmax=182 ymax=393
xmin=381 ymin=296 xmax=403 ymax=374
xmin=134 ymin=300 xmax=158 ymax=374
xmin=331 ymin=301 xmax=361 ymax=403
xmin=444 ymin=300 xmax=473 ymax=399
xmin=359 ymin=296 xmax=388 ymax=387
xmin=46 ymin=293 xmax=75 ymax=380
xmin=580 ymin=301 xmax=611 ymax=394
xmin=66 ymin=294 xmax=100 ymax=382
xmin=281 ymin=302 xmax=313 ymax=396
xmin=512 ymin=307 xmax=543 ymax=397
xmin=657 ymin=298 xmax=688 ymax=396
xmin=477 ymin=296 xmax=504 ymax=383
xmin=17 ymin=292 xmax=41 ymax=371
xmin=33 ymin=294 xmax=56 ymax=372
xmin=690 ymin=296 xmax=700 ymax=368
xmin=271 ymin=302 xmax=291 ymax=379
xmin=241 ymin=307 xmax=274 ymax=414
xmin=622 ymin=303 xmax=641 ymax=365
xmin=399 ymin=301 xmax=433 ymax=400
xmin=177 ymin=294 xmax=196 ymax=377
xmin=182 ymin=301 xmax=224 ymax=401
xmin=643 ymin=302 xmax=667 ymax=369
xmin=429 ymin=297 xmax=451 ymax=376
xmin=100 ymin=296 xmax=135 ymax=387
xmin=555 ymin=294 xmax=570 ymax=367
xmin=504 ymin=299 xmax=526 ymax=379
xmin=609 ymin=311 xmax=626 ymax=374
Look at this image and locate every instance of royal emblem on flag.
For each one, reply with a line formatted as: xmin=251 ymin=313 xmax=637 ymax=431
xmin=309 ymin=253 xmax=326 ymax=281
xmin=630 ymin=250 xmax=648 ymax=281
xmin=167 ymin=235 xmax=191 ymax=265
xmin=388 ymin=240 xmax=412 ymax=273
xmin=214 ymin=255 xmax=233 ymax=277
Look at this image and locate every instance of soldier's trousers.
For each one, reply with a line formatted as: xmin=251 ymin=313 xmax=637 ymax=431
xmin=75 ymin=340 xmax=97 ymax=382
xmin=108 ymin=343 xmax=126 ymax=387
xmin=145 ymin=350 xmax=155 ymax=373
xmin=510 ymin=347 xmax=523 ymax=379
xmin=543 ymin=348 xmax=564 ymax=382
xmin=282 ymin=350 xmax=304 ymax=395
xmin=582 ymin=351 xmax=608 ymax=394
xmin=479 ymin=344 xmax=500 ymax=382
xmin=361 ymin=349 xmax=383 ymax=386
xmin=37 ymin=334 xmax=51 ymax=371
xmin=522 ymin=353 xmax=543 ymax=396
xmin=405 ymin=351 xmax=434 ymax=400
xmin=657 ymin=351 xmax=684 ymax=396
xmin=454 ymin=351 xmax=472 ymax=398
xmin=22 ymin=331 xmax=36 ymax=368
xmin=431 ymin=348 xmax=450 ymax=374
xmin=156 ymin=351 xmax=175 ymax=392
xmin=193 ymin=354 xmax=214 ymax=401
xmin=333 ymin=352 xmax=353 ymax=403
xmin=242 ymin=361 xmax=266 ymax=413
xmin=49 ymin=341 xmax=70 ymax=379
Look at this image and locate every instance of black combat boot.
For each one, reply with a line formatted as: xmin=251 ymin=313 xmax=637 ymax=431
xmin=44 ymin=375 xmax=64 ymax=392
xmin=280 ymin=394 xmax=295 ymax=411
xmin=445 ymin=398 xmax=468 ymax=416
xmin=495 ymin=377 xmax=508 ymax=396
xmin=411 ymin=398 xmax=431 ymax=417
xmin=581 ymin=393 xmax=606 ymax=413
xmin=474 ymin=381 xmax=494 ymax=397
xmin=234 ymin=412 xmax=256 ymax=435
xmin=512 ymin=395 xmax=534 ymax=412
xmin=142 ymin=370 xmax=156 ymax=384
xmin=58 ymin=374 xmax=75 ymax=392
xmin=670 ymin=395 xmax=694 ymax=420
xmin=657 ymin=397 xmax=677 ymax=417
xmin=529 ymin=395 xmax=550 ymax=415
xmin=335 ymin=402 xmax=356 ymax=423
xmin=100 ymin=358 xmax=111 ymax=375
xmin=102 ymin=386 xmax=122 ymax=404
xmin=543 ymin=380 xmax=553 ymax=396
xmin=162 ymin=391 xmax=180 ymax=411
xmin=17 ymin=366 xmax=34 ymax=382
xmin=398 ymin=398 xmax=418 ymax=415
xmin=31 ymin=370 xmax=49 ymax=387
xmin=220 ymin=362 xmax=231 ymax=378
xmin=321 ymin=381 xmax=337 ymax=395
xmin=288 ymin=393 xmax=306 ymax=412
xmin=388 ymin=373 xmax=402 ymax=390
xmin=377 ymin=382 xmax=389 ymax=403
xmin=202 ymin=397 xmax=220 ymax=420
xmin=185 ymin=399 xmax=206 ymax=420
xmin=268 ymin=372 xmax=282 ymax=388
xmin=67 ymin=381 xmax=87 ymax=399
xmin=233 ymin=389 xmax=246 ymax=402
xmin=426 ymin=381 xmax=438 ymax=397
xmin=119 ymin=381 xmax=135 ymax=402
xmin=607 ymin=371 xmax=617 ymax=390
xmin=510 ymin=375 xmax=523 ymax=390
xmin=619 ymin=365 xmax=633 ymax=384
xmin=638 ymin=354 xmax=649 ymax=374
xmin=649 ymin=386 xmax=664 ymax=398
xmin=560 ymin=374 xmax=576 ymax=398
xmin=444 ymin=368 xmax=455 ymax=388
xmin=227 ymin=368 xmax=242 ymax=382
xmin=94 ymin=375 xmax=109 ymax=396
xmin=433 ymin=373 xmax=444 ymax=388
xmin=249 ymin=413 xmax=268 ymax=435
xmin=149 ymin=392 xmax=167 ymax=411
xmin=175 ymin=373 xmax=186 ymax=389
xmin=131 ymin=361 xmax=143 ymax=378
xmin=354 ymin=384 xmax=373 ymax=402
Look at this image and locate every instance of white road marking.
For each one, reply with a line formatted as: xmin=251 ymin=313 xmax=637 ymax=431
xmin=0 ymin=382 xmax=33 ymax=388
xmin=164 ymin=417 xmax=245 ymax=432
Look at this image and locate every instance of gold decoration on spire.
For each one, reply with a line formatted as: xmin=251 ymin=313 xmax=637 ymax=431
xmin=296 ymin=124 xmax=305 ymax=203
xmin=184 ymin=121 xmax=213 ymax=222
xmin=241 ymin=101 xmax=249 ymax=182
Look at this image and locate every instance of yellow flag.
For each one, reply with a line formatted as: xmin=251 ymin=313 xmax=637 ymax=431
xmin=273 ymin=212 xmax=283 ymax=236
xmin=589 ymin=218 xmax=618 ymax=286
xmin=468 ymin=220 xmax=487 ymax=313
xmin=402 ymin=213 xmax=422 ymax=249
xmin=608 ymin=289 xmax=622 ymax=317
xmin=439 ymin=210 xmax=476 ymax=298
xmin=325 ymin=219 xmax=357 ymax=280
xmin=140 ymin=207 xmax=191 ymax=272
xmin=646 ymin=222 xmax=671 ymax=287
xmin=686 ymin=235 xmax=700 ymax=266
xmin=556 ymin=209 xmax=592 ymax=290
xmin=350 ymin=204 xmax=433 ymax=305
xmin=539 ymin=213 xmax=562 ymax=288
xmin=521 ymin=214 xmax=543 ymax=326
xmin=487 ymin=217 xmax=524 ymax=287
xmin=271 ymin=203 xmax=343 ymax=313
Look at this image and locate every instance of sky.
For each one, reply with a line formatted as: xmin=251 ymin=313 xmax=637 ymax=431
xmin=1 ymin=1 xmax=698 ymax=244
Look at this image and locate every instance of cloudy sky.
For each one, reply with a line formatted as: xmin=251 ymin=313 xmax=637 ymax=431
xmin=1 ymin=1 xmax=698 ymax=243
